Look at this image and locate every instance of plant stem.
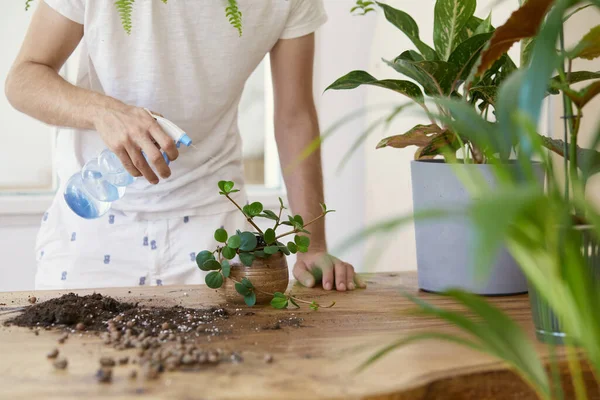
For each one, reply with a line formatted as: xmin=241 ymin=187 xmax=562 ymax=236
xmin=225 ymin=194 xmax=264 ymax=235
xmin=275 ymin=213 xmax=326 ymax=240
xmin=227 ymin=277 xmax=334 ymax=308
xmin=273 ymin=204 xmax=284 ymax=232
xmin=558 ymin=28 xmax=571 ymax=202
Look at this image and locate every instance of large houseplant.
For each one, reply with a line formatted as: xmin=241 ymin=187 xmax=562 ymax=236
xmin=326 ymin=0 xmax=535 ymax=296
xmin=346 ymin=0 xmax=600 ymax=397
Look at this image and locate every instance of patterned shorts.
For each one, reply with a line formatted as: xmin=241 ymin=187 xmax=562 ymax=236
xmin=34 ymin=195 xmax=247 ymax=290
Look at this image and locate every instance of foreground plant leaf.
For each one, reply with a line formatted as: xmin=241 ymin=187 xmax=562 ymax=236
xmin=418 ymin=130 xmax=461 ymax=159
xmin=205 ymin=271 xmax=224 ymax=289
xmin=540 ymin=136 xmax=600 ymax=179
xmin=548 ymin=71 xmax=600 ymax=95
xmin=433 ymin=0 xmax=476 ymax=61
xmin=386 ymin=58 xmax=459 ymax=96
xmin=571 ymin=25 xmax=600 ymax=60
xmin=563 ymin=80 xmax=600 ymax=109
xmin=469 ymin=85 xmax=497 ymax=106
xmin=376 ymin=124 xmax=443 ymax=149
xmin=376 ymin=1 xmax=438 ymax=60
xmin=448 ymin=32 xmax=494 ymax=82
xmin=475 ymin=0 xmax=554 ymax=77
xmin=326 ymin=70 xmax=424 ymax=104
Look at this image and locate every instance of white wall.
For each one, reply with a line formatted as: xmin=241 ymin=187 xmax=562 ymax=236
xmin=362 ymin=0 xmax=525 ymax=272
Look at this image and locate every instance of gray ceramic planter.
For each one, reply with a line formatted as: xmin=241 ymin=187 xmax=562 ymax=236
xmin=410 ymin=160 xmax=543 ymax=295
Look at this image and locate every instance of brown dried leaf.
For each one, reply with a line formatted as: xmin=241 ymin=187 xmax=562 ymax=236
xmin=376 ymin=124 xmax=443 ymax=149
xmin=419 ymin=130 xmax=461 ymax=158
xmin=475 ymin=0 xmax=554 ymax=77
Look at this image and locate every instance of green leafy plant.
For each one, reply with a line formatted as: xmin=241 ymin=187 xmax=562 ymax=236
xmin=24 ymin=0 xmax=243 ymax=36
xmin=196 ymin=181 xmax=336 ymax=309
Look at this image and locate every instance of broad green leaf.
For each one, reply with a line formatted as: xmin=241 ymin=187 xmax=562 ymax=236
xmin=418 ymin=130 xmax=461 ymax=159
xmin=295 ymin=235 xmax=310 ymax=248
xmin=264 ymin=246 xmax=280 ymax=255
xmin=218 ymin=180 xmax=235 ymax=194
xmin=221 ymin=260 xmax=231 ymax=278
xmin=434 ymin=0 xmax=476 ymax=60
xmin=239 ymin=252 xmax=255 ymax=266
xmin=254 ymin=250 xmax=267 ymax=258
xmin=469 ymin=86 xmax=497 ymax=106
xmin=564 ymin=80 xmax=600 ymax=109
xmin=205 ymin=271 xmax=224 ymax=289
xmin=539 ymin=136 xmax=600 ymax=179
xmin=203 ymin=259 xmax=222 ymax=271
xmin=376 ymin=124 xmax=443 ymax=149
xmin=294 ymin=215 xmax=304 ymax=226
xmin=326 ymin=70 xmax=425 ymax=105
xmin=244 ymin=292 xmax=257 ymax=307
xmin=271 ymin=293 xmax=288 ymax=309
xmin=376 ymin=2 xmax=438 ymax=60
xmin=475 ymin=0 xmax=554 ymax=77
xmin=287 ymin=242 xmax=298 ymax=254
xmin=239 ymin=232 xmax=258 ymax=251
xmin=221 ymin=246 xmax=237 ymax=260
xmin=264 ymin=228 xmax=276 ymax=245
xmin=571 ymin=25 xmax=600 ymax=60
xmin=235 ymin=282 xmax=250 ymax=296
xmin=397 ymin=50 xmax=424 ymax=62
xmin=457 ymin=15 xmax=484 ymax=42
xmin=474 ymin=13 xmax=492 ymax=35
xmin=297 ymin=245 xmax=309 ymax=254
xmin=448 ymin=32 xmax=494 ymax=82
xmin=214 ymin=228 xmax=228 ymax=243
xmin=386 ymin=58 xmax=459 ymax=96
xmin=241 ymin=277 xmax=254 ymax=288
xmin=248 ymin=202 xmax=263 ymax=216
xmin=548 ymin=71 xmax=600 ymax=94
xmin=196 ymin=251 xmax=215 ymax=271
xmin=227 ymin=234 xmax=241 ymax=249
xmin=278 ymin=245 xmax=291 ymax=256
xmin=259 ymin=210 xmax=279 ymax=221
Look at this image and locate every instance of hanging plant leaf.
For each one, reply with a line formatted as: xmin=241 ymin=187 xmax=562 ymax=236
xmin=287 ymin=242 xmax=298 ymax=254
xmin=375 ymin=2 xmax=438 ymax=60
xmin=433 ymin=0 xmax=477 ymax=60
xmin=326 ymin=71 xmax=425 ymax=105
xmin=221 ymin=260 xmax=231 ymax=278
xmin=264 ymin=228 xmax=276 ymax=245
xmin=475 ymin=0 xmax=554 ymax=77
xmin=235 ymin=282 xmax=251 ymax=296
xmin=241 ymin=278 xmax=254 ymax=288
xmin=278 ymin=245 xmax=291 ymax=256
xmin=386 ymin=58 xmax=459 ymax=96
xmin=244 ymin=292 xmax=257 ymax=307
xmin=239 ymin=252 xmax=255 ymax=267
xmin=196 ymin=251 xmax=215 ymax=271
xmin=214 ymin=228 xmax=228 ymax=243
xmin=202 ymin=260 xmax=222 ymax=271
xmin=205 ymin=271 xmax=224 ymax=289
xmin=294 ymin=235 xmax=310 ymax=248
xmin=571 ymin=25 xmax=600 ymax=60
xmin=239 ymin=232 xmax=258 ymax=251
xmin=264 ymin=246 xmax=280 ymax=255
xmin=221 ymin=246 xmax=237 ymax=260
xmin=271 ymin=293 xmax=289 ymax=309
xmin=227 ymin=234 xmax=241 ymax=249
xmin=259 ymin=210 xmax=279 ymax=221
xmin=376 ymin=124 xmax=443 ymax=149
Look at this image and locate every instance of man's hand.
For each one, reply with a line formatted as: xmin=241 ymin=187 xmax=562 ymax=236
xmin=293 ymin=251 xmax=367 ymax=291
xmin=94 ymin=106 xmax=178 ymax=184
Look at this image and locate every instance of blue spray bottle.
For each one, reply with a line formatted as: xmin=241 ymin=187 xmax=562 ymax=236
xmin=63 ymin=113 xmax=193 ymax=219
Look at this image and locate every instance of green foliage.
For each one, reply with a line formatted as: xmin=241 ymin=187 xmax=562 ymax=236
xmin=227 ymin=234 xmax=241 ymax=249
xmin=196 ymin=251 xmax=215 ymax=271
xmin=270 ymin=293 xmax=289 ymax=309
xmin=239 ymin=232 xmax=257 ymax=252
xmin=351 ymin=0 xmax=375 ymax=15
xmin=225 ymin=0 xmax=243 ymax=37
xmin=239 ymin=252 xmax=255 ymax=267
xmin=214 ymin=228 xmax=228 ymax=243
xmin=205 ymin=271 xmax=223 ymax=289
xmin=115 ymin=0 xmax=135 ymax=35
xmin=221 ymin=260 xmax=231 ymax=278
xmin=25 ymin=0 xmax=33 ymax=11
xmin=433 ymin=0 xmax=476 ymax=60
xmin=221 ymin=246 xmax=237 ymax=260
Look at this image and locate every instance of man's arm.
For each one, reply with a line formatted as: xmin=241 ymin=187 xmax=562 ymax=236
xmin=270 ymin=33 xmax=366 ymax=292
xmin=4 ymin=1 xmax=176 ymax=183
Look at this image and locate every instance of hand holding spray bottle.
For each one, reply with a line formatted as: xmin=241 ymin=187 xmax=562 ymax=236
xmin=63 ymin=112 xmax=193 ymax=219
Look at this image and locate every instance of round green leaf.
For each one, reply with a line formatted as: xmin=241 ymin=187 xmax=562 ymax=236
xmin=260 ymin=210 xmax=279 ymax=221
xmin=235 ymin=282 xmax=250 ymax=296
xmin=278 ymin=245 xmax=290 ymax=256
xmin=241 ymin=277 xmax=254 ymax=289
xmin=239 ymin=252 xmax=255 ymax=266
xmin=214 ymin=228 xmax=228 ymax=243
xmin=264 ymin=228 xmax=276 ymax=245
xmin=264 ymin=246 xmax=280 ymax=255
xmin=196 ymin=251 xmax=215 ymax=270
xmin=244 ymin=292 xmax=257 ymax=307
xmin=248 ymin=202 xmax=263 ymax=216
xmin=222 ymin=246 xmax=237 ymax=260
xmin=227 ymin=235 xmax=241 ymax=249
xmin=205 ymin=271 xmax=223 ymax=289
xmin=297 ymin=245 xmax=309 ymax=254
xmin=203 ymin=259 xmax=222 ymax=271
xmin=270 ymin=295 xmax=288 ymax=309
xmin=287 ymin=242 xmax=298 ymax=254
xmin=254 ymin=250 xmax=266 ymax=258
xmin=221 ymin=260 xmax=231 ymax=278
xmin=218 ymin=180 xmax=235 ymax=194
xmin=239 ymin=232 xmax=258 ymax=251
xmin=295 ymin=235 xmax=310 ymax=248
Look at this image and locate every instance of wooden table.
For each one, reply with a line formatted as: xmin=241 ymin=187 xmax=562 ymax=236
xmin=0 ymin=272 xmax=596 ymax=400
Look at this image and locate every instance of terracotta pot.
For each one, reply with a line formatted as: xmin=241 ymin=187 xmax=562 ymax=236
xmin=219 ymin=252 xmax=289 ymax=305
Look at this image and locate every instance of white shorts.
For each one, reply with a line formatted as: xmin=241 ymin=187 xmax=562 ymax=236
xmin=34 ymin=194 xmax=247 ymax=290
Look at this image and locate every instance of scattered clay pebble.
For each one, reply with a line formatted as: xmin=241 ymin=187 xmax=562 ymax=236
xmin=58 ymin=333 xmax=69 ymax=344
xmin=161 ymin=322 xmax=170 ymax=330
xmin=28 ymin=296 xmax=37 ymax=304
xmin=129 ymin=370 xmax=138 ymax=380
xmin=53 ymin=358 xmax=68 ymax=369
xmin=100 ymin=357 xmax=116 ymax=367
xmin=96 ymin=368 xmax=112 ymax=383
xmin=34 ymin=330 xmax=39 ymax=336
xmin=119 ymin=356 xmax=129 ymax=365
xmin=47 ymin=349 xmax=59 ymax=359
xmin=230 ymin=352 xmax=243 ymax=364
xmin=75 ymin=322 xmax=86 ymax=331
xmin=264 ymin=354 xmax=273 ymax=364
xmin=142 ymin=364 xmax=160 ymax=380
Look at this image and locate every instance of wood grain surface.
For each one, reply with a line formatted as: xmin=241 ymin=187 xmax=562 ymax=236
xmin=0 ymin=272 xmax=597 ymax=400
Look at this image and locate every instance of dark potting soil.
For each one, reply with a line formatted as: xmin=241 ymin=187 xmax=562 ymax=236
xmin=4 ymin=292 xmax=229 ymax=335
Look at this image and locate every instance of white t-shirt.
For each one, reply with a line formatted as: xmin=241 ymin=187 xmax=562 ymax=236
xmin=44 ymin=0 xmax=327 ymax=221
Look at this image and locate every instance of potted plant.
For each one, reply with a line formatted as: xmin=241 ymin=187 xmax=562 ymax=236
xmin=326 ymin=0 xmax=538 ymax=295
xmin=195 ymin=181 xmax=336 ymax=310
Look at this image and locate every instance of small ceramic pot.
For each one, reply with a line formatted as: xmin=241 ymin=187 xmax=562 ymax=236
xmin=219 ymin=252 xmax=290 ymax=305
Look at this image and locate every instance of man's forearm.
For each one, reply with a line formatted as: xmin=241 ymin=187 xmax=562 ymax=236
xmin=275 ymin=110 xmax=327 ymax=251
xmin=5 ymin=61 xmax=124 ymax=130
